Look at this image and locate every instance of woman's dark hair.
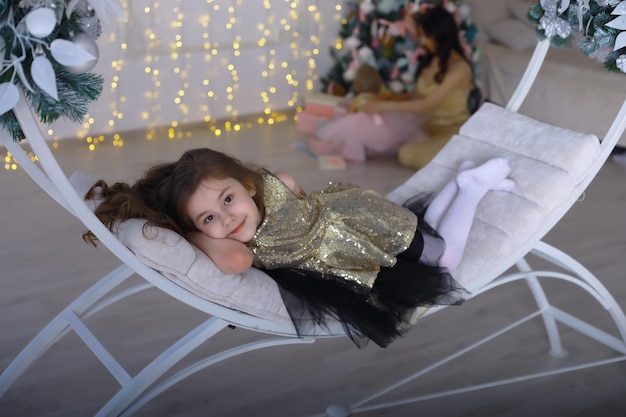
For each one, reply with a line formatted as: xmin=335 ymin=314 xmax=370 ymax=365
xmin=415 ymin=6 xmax=469 ymax=84
xmin=83 ymin=148 xmax=265 ymax=244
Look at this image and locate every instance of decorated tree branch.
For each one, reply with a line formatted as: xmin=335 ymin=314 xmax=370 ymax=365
xmin=529 ymin=0 xmax=626 ymax=73
xmin=320 ymin=0 xmax=479 ymax=98
xmin=0 ymin=0 xmax=124 ymax=141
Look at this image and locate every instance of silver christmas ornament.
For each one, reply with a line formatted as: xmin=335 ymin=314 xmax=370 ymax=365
xmin=616 ymin=54 xmax=626 ymax=73
xmin=63 ymin=32 xmax=99 ymax=73
xmin=539 ymin=0 xmax=572 ymax=39
xmin=72 ymin=0 xmax=102 ymax=39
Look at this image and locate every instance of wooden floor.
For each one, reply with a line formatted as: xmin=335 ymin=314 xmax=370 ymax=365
xmin=1 ymin=118 xmax=626 ymax=417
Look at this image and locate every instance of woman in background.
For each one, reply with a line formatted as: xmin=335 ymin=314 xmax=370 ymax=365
xmin=309 ymin=5 xmax=473 ymax=168
xmin=367 ymin=5 xmax=473 ymax=169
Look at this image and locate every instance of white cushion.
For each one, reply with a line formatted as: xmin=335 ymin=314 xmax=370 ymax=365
xmin=483 ymin=19 xmax=537 ymax=51
xmin=386 ymin=103 xmax=600 ymax=292
xmin=115 ymin=219 xmax=291 ymax=323
xmin=69 ymin=171 xmax=292 ymax=323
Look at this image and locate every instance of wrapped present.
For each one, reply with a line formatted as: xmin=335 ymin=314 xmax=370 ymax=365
xmin=304 ymin=93 xmax=348 ymax=118
xmin=305 ymin=92 xmax=346 ymax=106
xmin=296 ymin=111 xmax=329 ymax=134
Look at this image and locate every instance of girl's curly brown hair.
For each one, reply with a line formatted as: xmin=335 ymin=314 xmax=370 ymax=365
xmin=83 ymin=148 xmax=265 ymax=245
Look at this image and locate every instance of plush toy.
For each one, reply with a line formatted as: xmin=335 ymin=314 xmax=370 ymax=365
xmin=350 ymin=64 xmax=388 ymax=112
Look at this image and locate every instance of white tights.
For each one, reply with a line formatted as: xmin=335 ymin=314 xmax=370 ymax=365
xmin=423 ymin=158 xmax=515 ymax=270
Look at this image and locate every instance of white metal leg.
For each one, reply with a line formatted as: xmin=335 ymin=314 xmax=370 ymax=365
xmin=96 ymin=316 xmax=230 ymax=417
xmin=0 ymin=264 xmax=135 ymax=396
xmin=119 ymin=336 xmax=316 ymax=417
xmin=517 ymin=258 xmax=567 ymax=357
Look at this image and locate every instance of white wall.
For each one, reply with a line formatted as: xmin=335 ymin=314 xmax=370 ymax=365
xmin=48 ymin=0 xmax=346 ymax=141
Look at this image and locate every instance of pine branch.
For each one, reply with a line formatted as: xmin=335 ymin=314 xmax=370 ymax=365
xmin=0 ymin=112 xmax=26 ymax=141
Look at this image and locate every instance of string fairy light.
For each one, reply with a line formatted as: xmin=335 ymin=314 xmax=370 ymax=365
xmin=2 ymin=0 xmax=343 ymax=170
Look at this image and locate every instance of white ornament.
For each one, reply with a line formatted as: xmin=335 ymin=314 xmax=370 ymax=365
xmin=51 ymin=33 xmax=99 ymax=73
xmin=31 ymin=55 xmax=59 ymax=101
xmin=345 ymin=35 xmax=360 ymax=50
xmin=607 ymin=15 xmax=626 ymax=30
xmin=614 ymin=31 xmax=626 ymax=50
xmin=0 ymin=82 xmax=19 ymax=116
xmin=13 ymin=54 xmax=35 ymax=92
xmin=389 ymin=80 xmax=405 ymax=93
xmin=360 ymin=1 xmax=375 ymax=15
xmin=357 ymin=46 xmax=374 ymax=62
xmin=539 ymin=0 xmax=572 ymax=39
xmin=343 ymin=67 xmax=357 ymax=82
xmin=25 ymin=7 xmax=57 ymax=38
xmin=613 ymin=1 xmax=626 ymax=15
xmin=616 ymin=54 xmax=626 ymax=73
xmin=400 ymin=71 xmax=414 ymax=83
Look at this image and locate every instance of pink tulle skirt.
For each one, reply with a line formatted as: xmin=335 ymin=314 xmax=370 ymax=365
xmin=308 ymin=111 xmax=426 ymax=162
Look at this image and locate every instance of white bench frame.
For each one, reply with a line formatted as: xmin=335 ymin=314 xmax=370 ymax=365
xmin=2 ymin=39 xmax=626 ymax=417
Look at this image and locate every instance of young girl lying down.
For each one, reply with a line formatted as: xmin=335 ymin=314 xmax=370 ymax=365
xmin=84 ymin=148 xmax=514 ymax=347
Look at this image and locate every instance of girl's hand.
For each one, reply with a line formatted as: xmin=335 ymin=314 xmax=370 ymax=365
xmin=377 ymin=91 xmax=394 ymax=101
xmin=363 ymin=100 xmax=386 ymax=113
xmin=188 ymin=231 xmax=254 ymax=274
xmin=349 ymin=99 xmax=359 ymax=113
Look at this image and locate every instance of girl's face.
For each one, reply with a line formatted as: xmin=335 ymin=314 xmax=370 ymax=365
xmin=185 ymin=177 xmax=262 ymax=243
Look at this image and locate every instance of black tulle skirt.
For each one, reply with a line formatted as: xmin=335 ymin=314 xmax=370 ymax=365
xmin=261 ymin=196 xmax=468 ymax=348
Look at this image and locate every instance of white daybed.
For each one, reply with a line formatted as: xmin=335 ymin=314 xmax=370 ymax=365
xmin=2 ymin=1 xmax=626 ymax=415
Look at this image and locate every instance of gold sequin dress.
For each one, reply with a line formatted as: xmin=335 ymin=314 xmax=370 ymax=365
xmin=249 ymin=171 xmax=465 ymax=347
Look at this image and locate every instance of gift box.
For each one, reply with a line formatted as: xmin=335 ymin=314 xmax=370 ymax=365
xmin=304 ymin=102 xmax=338 ymax=118
xmin=296 ymin=111 xmax=329 ymax=134
xmin=303 ymin=93 xmax=348 ymax=118
xmin=305 ymin=92 xmax=346 ymax=106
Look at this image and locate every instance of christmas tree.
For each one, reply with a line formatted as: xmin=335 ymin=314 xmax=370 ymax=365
xmin=320 ymin=0 xmax=480 ymax=100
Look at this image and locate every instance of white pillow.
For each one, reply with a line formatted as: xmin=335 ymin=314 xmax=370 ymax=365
xmin=387 ymin=102 xmax=601 ymax=292
xmin=69 ymin=171 xmax=292 ymax=323
xmin=483 ymin=19 xmax=537 ymax=51
xmin=115 ymin=219 xmax=292 ymax=323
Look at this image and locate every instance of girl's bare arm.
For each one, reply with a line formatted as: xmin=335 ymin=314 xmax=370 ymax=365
xmin=188 ymin=231 xmax=254 ymax=274
xmin=189 ymin=171 xmax=304 ymax=274
xmin=364 ymin=60 xmax=471 ymax=114
xmin=275 ymin=171 xmax=306 ymax=197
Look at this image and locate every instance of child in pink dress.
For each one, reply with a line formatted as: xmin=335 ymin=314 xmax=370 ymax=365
xmin=308 ymin=64 xmax=426 ymax=162
xmin=308 ymin=6 xmax=472 ymax=165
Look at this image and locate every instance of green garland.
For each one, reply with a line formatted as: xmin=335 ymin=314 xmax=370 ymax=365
xmin=0 ymin=0 xmax=106 ymax=141
xmin=529 ymin=0 xmax=626 ymax=73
